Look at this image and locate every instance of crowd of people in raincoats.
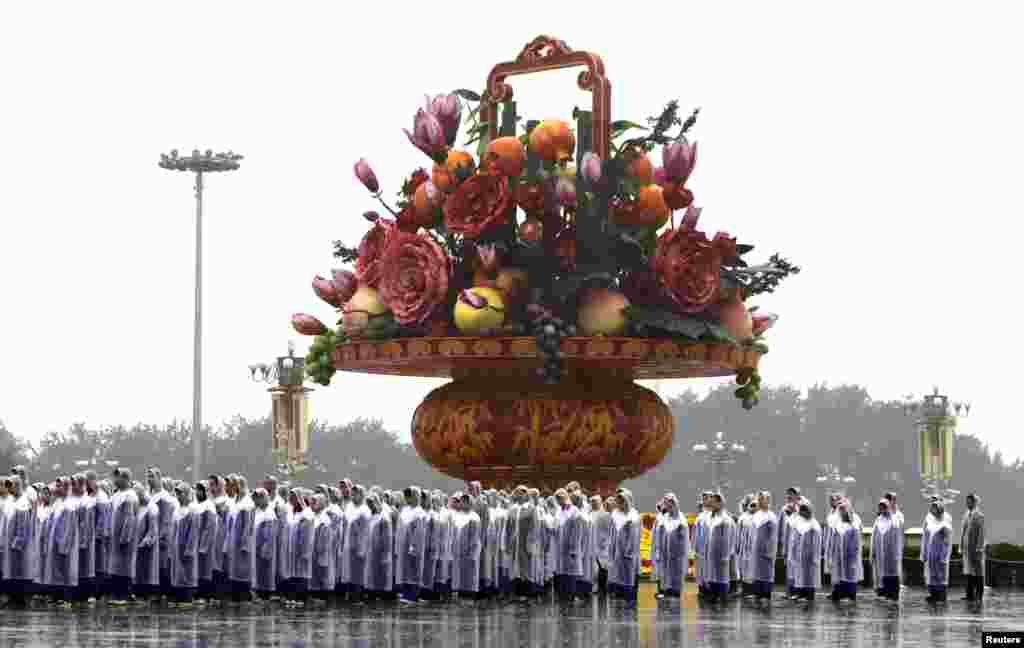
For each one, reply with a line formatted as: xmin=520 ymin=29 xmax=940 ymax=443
xmin=0 ymin=467 xmax=652 ymax=609
xmin=0 ymin=463 xmax=987 ymax=610
xmin=652 ymin=487 xmax=987 ymax=606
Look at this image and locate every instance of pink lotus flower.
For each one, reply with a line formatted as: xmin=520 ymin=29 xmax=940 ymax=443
xmin=662 ymin=138 xmax=697 ymax=183
xmin=291 ymin=313 xmax=328 ymax=336
xmin=476 ymin=244 xmax=498 ymax=274
xmin=353 ymin=158 xmax=379 ymax=194
xmin=330 ymin=269 xmax=358 ymax=304
xmin=581 ymin=152 xmax=602 ymax=184
xmin=404 ymin=108 xmax=447 ymax=159
xmin=751 ymin=311 xmax=778 ymax=336
xmin=312 ymin=275 xmax=340 ymax=307
xmin=426 ymin=93 xmax=462 ymax=148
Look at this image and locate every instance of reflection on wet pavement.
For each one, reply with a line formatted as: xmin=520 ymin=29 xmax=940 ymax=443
xmin=0 ymin=583 xmax=1019 ymax=647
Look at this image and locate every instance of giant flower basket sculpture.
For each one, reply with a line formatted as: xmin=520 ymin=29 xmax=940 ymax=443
xmin=292 ymin=35 xmax=799 ymax=493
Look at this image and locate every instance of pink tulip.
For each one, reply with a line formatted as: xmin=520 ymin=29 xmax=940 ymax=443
xmin=476 ymin=244 xmax=498 ymax=274
xmin=581 ymin=152 xmax=602 ymax=184
xmin=554 ymin=176 xmax=576 ymax=207
xmin=404 ymin=108 xmax=447 ymax=159
xmin=662 ymin=138 xmax=698 ymax=183
xmin=680 ymin=205 xmax=702 ymax=230
xmin=751 ymin=312 xmax=779 ymax=336
xmin=353 ymin=158 xmax=379 ymax=194
xmin=312 ymin=275 xmax=340 ymax=307
xmin=458 ymin=290 xmax=487 ymax=309
xmin=291 ymin=313 xmax=328 ymax=336
xmin=426 ymin=93 xmax=462 ymax=147
xmin=330 ymin=269 xmax=358 ymax=304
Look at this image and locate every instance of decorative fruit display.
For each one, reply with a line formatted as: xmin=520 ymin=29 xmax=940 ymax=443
xmin=294 ymin=39 xmax=800 ymax=408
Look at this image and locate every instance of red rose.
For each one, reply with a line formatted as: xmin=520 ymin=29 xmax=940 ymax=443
xmin=442 ymin=174 xmax=512 ymax=240
xmin=378 ymin=230 xmax=452 ymax=325
xmin=651 ymin=227 xmax=722 ymax=313
xmin=355 ymin=218 xmax=396 ymax=288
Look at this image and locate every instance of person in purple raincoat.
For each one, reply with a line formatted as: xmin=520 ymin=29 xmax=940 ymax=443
xmin=68 ymin=474 xmax=95 ymax=604
xmin=274 ymin=484 xmax=293 ymax=601
xmin=364 ymin=493 xmax=393 ymax=601
xmin=88 ymin=472 xmax=112 ymax=601
xmin=701 ymin=493 xmax=737 ymax=605
xmin=790 ymin=499 xmax=822 ymax=603
xmin=106 ymin=469 xmax=139 ymax=605
xmin=870 ymin=498 xmax=903 ymax=602
xmin=192 ymin=482 xmax=218 ymax=603
xmin=341 ymin=485 xmax=372 ymax=603
xmin=133 ymin=483 xmax=160 ymax=602
xmin=146 ymin=467 xmax=177 ymax=598
xmin=310 ymin=494 xmax=337 ymax=602
xmin=656 ymin=493 xmax=689 ymax=600
xmin=748 ymin=491 xmax=778 ymax=604
xmin=922 ymin=498 xmax=953 ymax=604
xmin=451 ymin=492 xmax=482 ymax=605
xmin=169 ymin=483 xmax=199 ymax=606
xmin=4 ymin=477 xmax=37 ymax=609
xmin=609 ymin=489 xmax=640 ymax=605
xmin=828 ymin=499 xmax=862 ymax=603
xmin=42 ymin=477 xmax=78 ymax=605
xmin=738 ymin=496 xmax=758 ymax=599
xmin=324 ymin=487 xmax=345 ymax=600
xmin=421 ymin=490 xmax=443 ymax=602
xmin=251 ymin=489 xmax=277 ymax=601
xmin=554 ymin=488 xmax=582 ymax=603
xmin=205 ymin=475 xmax=230 ymax=604
xmin=34 ymin=483 xmax=53 ymax=600
xmin=394 ymin=486 xmax=428 ymax=604
xmin=285 ymin=489 xmax=314 ymax=606
xmin=226 ymin=476 xmax=256 ymax=602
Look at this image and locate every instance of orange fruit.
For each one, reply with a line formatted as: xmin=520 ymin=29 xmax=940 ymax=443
xmin=433 ymin=150 xmax=476 ymax=192
xmin=485 ymin=137 xmax=526 ymax=177
xmin=637 ymin=185 xmax=671 ymax=228
xmin=627 ymin=150 xmax=655 ymax=185
xmin=528 ymin=120 xmax=575 ymax=163
xmin=413 ymin=184 xmax=437 ymax=226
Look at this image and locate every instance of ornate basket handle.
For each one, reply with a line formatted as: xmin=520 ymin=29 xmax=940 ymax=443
xmin=483 ymin=36 xmax=611 ymax=160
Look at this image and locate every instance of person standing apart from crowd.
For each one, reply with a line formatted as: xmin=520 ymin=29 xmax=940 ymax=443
xmin=922 ymin=498 xmax=952 ymax=604
xmin=961 ymin=493 xmax=986 ymax=603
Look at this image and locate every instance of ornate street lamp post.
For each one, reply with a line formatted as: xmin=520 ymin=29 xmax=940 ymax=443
xmin=816 ymin=462 xmax=856 ymax=498
xmin=160 ymin=149 xmax=243 ymax=484
xmin=902 ymin=387 xmax=970 ymax=505
xmin=250 ymin=342 xmax=313 ymax=478
xmin=691 ymin=431 xmax=747 ymax=499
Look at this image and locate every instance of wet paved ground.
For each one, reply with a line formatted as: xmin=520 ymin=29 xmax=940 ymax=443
xmin=0 ymin=583 xmax=1019 ymax=647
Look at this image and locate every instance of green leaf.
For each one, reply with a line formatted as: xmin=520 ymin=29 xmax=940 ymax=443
xmin=610 ymin=120 xmax=648 ymax=132
xmin=704 ymin=322 xmax=739 ymax=345
xmin=621 ymin=306 xmax=709 ymax=339
xmin=453 ymin=89 xmax=482 ymax=102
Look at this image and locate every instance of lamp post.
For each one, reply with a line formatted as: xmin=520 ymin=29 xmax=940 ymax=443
xmin=902 ymin=387 xmax=970 ymax=505
xmin=816 ymin=462 xmax=856 ymax=498
xmin=160 ymin=149 xmax=243 ymax=484
xmin=691 ymin=431 xmax=747 ymax=498
xmin=250 ymin=341 xmax=313 ymax=477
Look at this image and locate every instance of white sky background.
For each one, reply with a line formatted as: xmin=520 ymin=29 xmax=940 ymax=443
xmin=1 ymin=3 xmax=1021 ymax=461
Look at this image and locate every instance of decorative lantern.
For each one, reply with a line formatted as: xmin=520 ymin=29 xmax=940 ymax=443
xmin=917 ymin=391 xmax=956 ymax=482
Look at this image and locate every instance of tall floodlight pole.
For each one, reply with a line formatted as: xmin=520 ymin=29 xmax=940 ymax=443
xmin=691 ymin=431 xmax=747 ymax=499
xmin=159 ymin=149 xmax=243 ymax=483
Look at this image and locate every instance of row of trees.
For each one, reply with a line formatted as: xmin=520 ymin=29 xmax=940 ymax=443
xmin=2 ymin=383 xmax=1018 ymax=540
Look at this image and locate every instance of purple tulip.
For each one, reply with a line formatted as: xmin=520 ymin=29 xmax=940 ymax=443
xmin=581 ymin=152 xmax=602 ymax=184
xmin=458 ymin=290 xmax=487 ymax=309
xmin=363 ymin=210 xmax=380 ymax=222
xmin=353 ymin=158 xmax=379 ymax=194
xmin=554 ymin=176 xmax=576 ymax=207
xmin=680 ymin=205 xmax=702 ymax=230
xmin=403 ymin=108 xmax=447 ymax=159
xmin=426 ymin=93 xmax=462 ymax=148
xmin=476 ymin=244 xmax=498 ymax=274
xmin=662 ymin=138 xmax=698 ymax=183
xmin=330 ymin=269 xmax=358 ymax=304
xmin=312 ymin=275 xmax=340 ymax=307
xmin=291 ymin=313 xmax=328 ymax=336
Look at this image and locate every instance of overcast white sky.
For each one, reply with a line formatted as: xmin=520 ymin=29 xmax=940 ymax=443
xmin=1 ymin=3 xmax=1021 ymax=463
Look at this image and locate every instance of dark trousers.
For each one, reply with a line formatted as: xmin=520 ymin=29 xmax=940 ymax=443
xmin=576 ymin=579 xmax=593 ymax=597
xmin=927 ymin=585 xmax=947 ymax=601
xmin=197 ymin=579 xmax=215 ymax=599
xmin=399 ymin=583 xmax=420 ymax=601
xmin=752 ymin=580 xmax=773 ymax=600
xmin=878 ymin=576 xmax=900 ymax=600
xmin=108 ymin=575 xmax=132 ymax=600
xmin=965 ymin=574 xmax=985 ymax=601
xmin=170 ymin=587 xmax=194 ymax=603
xmin=596 ymin=567 xmax=608 ymax=594
xmin=159 ymin=566 xmax=171 ymax=594
xmin=555 ymin=574 xmax=577 ymax=600
xmin=831 ymin=581 xmax=857 ymax=600
xmin=229 ymin=579 xmax=251 ymax=602
xmin=74 ymin=577 xmax=95 ymax=602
